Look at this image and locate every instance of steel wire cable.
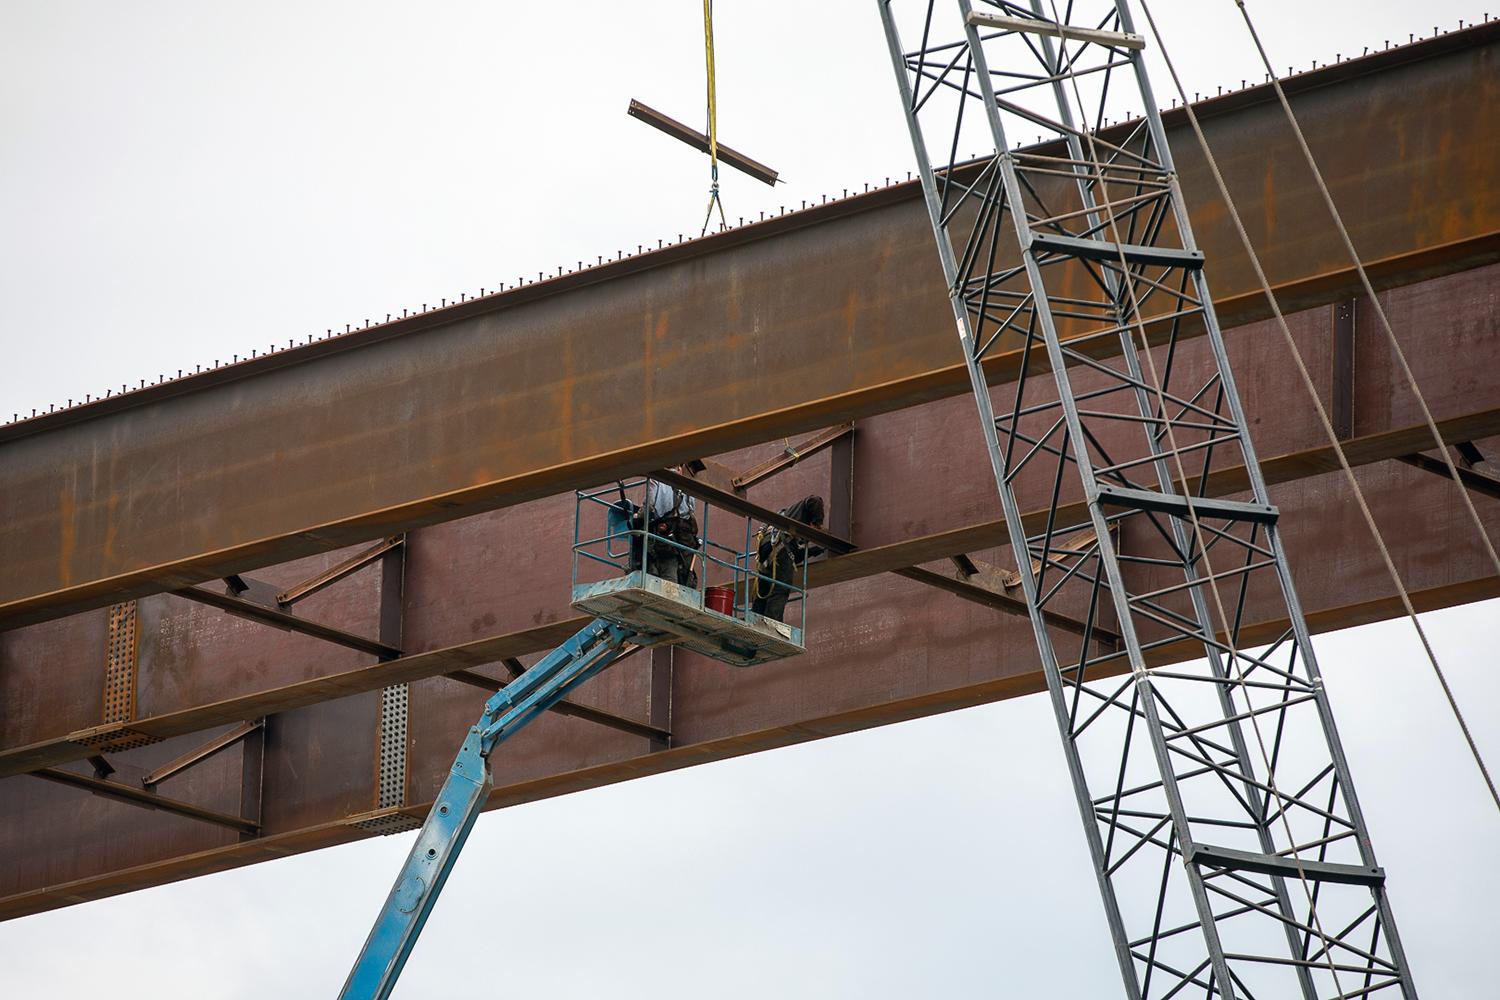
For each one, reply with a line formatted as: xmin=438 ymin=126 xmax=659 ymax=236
xmin=1134 ymin=0 xmax=1499 ymax=816
xmin=1039 ymin=6 xmax=1358 ymax=990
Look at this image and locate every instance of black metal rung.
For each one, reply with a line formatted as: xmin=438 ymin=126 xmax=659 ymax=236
xmin=1029 ymin=232 xmax=1204 ymax=269
xmin=1094 ymin=485 xmax=1278 ymax=524
xmin=1187 ymin=843 xmax=1385 ymax=888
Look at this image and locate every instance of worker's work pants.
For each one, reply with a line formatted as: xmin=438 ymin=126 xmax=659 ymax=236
xmin=751 ymin=548 xmax=798 ymax=622
xmin=643 ymin=516 xmax=699 ymax=589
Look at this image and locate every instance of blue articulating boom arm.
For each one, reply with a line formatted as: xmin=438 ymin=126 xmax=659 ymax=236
xmin=339 ymin=617 xmax=643 ymax=1000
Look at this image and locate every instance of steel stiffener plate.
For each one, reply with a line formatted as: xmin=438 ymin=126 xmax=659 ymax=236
xmin=102 ymin=602 xmax=139 ymax=724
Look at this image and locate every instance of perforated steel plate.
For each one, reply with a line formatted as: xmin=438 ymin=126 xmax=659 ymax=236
xmin=102 ymin=602 xmax=139 ymax=724
xmin=376 ymin=684 xmax=409 ymax=810
xmin=75 ymin=726 xmax=160 ymax=753
xmin=349 ymin=809 xmax=424 ymax=837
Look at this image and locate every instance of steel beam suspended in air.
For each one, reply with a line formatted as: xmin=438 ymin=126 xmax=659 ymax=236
xmin=626 ymin=99 xmax=780 ymax=185
xmin=878 ymin=2 xmax=1416 ymax=997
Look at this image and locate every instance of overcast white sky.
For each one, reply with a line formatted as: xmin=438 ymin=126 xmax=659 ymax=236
xmin=1 ymin=2 xmax=1496 ymax=997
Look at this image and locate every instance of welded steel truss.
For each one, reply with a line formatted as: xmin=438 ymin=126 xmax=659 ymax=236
xmin=877 ymin=2 xmax=1417 ymax=997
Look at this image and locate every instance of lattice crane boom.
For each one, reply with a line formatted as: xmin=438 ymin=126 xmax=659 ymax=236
xmin=876 ymin=2 xmax=1417 ymax=996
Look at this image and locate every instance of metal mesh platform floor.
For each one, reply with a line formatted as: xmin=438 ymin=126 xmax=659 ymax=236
xmin=571 ymin=571 xmax=803 ymax=667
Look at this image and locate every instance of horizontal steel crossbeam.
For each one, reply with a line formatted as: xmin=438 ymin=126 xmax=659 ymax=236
xmin=1030 ymin=231 xmax=1205 ymax=269
xmin=1186 ymin=843 xmax=1386 ymax=888
xmin=965 ymin=10 xmax=1147 ymax=50
xmin=173 ymin=585 xmax=400 ymax=659
xmin=1094 ymin=485 xmax=1280 ymax=524
xmin=31 ymin=767 xmax=259 ymax=834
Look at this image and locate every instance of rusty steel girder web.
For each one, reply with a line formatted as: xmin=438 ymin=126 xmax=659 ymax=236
xmin=2 ymin=262 xmax=1498 ymax=919
xmin=0 ymin=22 xmax=1497 ymax=632
xmin=878 ymin=2 xmax=1417 ymax=997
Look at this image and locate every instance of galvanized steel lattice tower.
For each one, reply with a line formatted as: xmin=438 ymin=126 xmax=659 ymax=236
xmin=877 ymin=2 xmax=1417 ymax=996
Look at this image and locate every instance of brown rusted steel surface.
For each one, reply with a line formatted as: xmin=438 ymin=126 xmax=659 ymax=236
xmin=140 ymin=720 xmax=263 ymax=788
xmin=2 ymin=25 xmax=1498 ymax=630
xmin=1396 ymin=451 xmax=1500 ymax=501
xmin=171 ymin=583 xmax=401 ymax=659
xmin=278 ymin=536 xmax=404 ymax=607
xmin=2 ymin=257 xmax=1498 ymax=918
xmin=1 ymin=453 xmax=1495 ymax=920
xmin=1 ymin=263 xmax=1496 ymax=779
xmin=731 ymin=423 xmax=854 ymax=489
xmin=30 ymin=767 xmax=259 ymax=835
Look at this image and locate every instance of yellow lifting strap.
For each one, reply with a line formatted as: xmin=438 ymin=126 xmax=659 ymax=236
xmin=699 ymin=0 xmax=727 ymax=236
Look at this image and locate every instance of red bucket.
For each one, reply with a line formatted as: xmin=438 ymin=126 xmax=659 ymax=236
xmin=705 ymin=585 xmax=735 ymax=616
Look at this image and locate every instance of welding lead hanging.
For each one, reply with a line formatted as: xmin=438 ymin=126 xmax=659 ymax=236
xmin=700 ymin=0 xmax=727 ymax=236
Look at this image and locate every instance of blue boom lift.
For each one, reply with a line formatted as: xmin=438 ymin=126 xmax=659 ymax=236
xmin=340 ymin=479 xmax=809 ymax=999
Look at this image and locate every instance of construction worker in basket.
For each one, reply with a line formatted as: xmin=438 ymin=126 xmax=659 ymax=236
xmin=751 ymin=494 xmax=826 ymax=623
xmin=636 ymin=477 xmax=700 ymax=589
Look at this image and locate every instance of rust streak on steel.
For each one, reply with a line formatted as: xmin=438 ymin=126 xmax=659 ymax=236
xmin=2 ymin=26 xmax=1498 ymax=631
xmin=4 ymin=19 xmax=1487 ymax=442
